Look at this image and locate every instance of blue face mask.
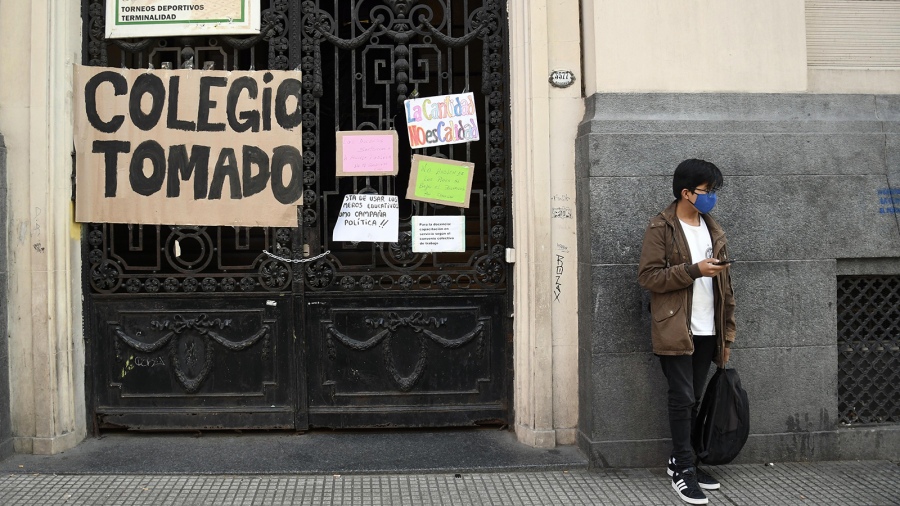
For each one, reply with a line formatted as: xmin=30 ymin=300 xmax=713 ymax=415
xmin=692 ymin=192 xmax=717 ymax=214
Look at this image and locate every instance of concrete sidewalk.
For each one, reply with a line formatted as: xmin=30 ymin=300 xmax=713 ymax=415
xmin=1 ymin=460 xmax=898 ymax=505
xmin=0 ymin=431 xmax=897 ymax=505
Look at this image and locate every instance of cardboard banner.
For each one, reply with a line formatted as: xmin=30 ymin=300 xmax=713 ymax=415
xmin=404 ymin=92 xmax=479 ymax=149
xmin=335 ymin=131 xmax=399 ymax=177
xmin=106 ymin=0 xmax=260 ymax=39
xmin=412 ymin=216 xmax=466 ymax=253
xmin=332 ymin=194 xmax=399 ymax=243
xmin=406 ymin=155 xmax=475 ymax=208
xmin=74 ymin=65 xmax=303 ymax=227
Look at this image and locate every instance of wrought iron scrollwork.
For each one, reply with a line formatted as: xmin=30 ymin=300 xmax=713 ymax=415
xmin=326 ymin=311 xmax=484 ymax=391
xmin=837 ymin=276 xmax=900 ymax=424
xmin=300 ymin=0 xmax=509 ymax=292
xmin=86 ymin=223 xmax=295 ymax=294
xmin=114 ymin=314 xmax=269 ymax=393
xmin=84 ymin=1 xmax=302 ymax=295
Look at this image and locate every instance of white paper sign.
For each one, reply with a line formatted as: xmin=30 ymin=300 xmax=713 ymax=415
xmin=106 ymin=0 xmax=260 ymax=39
xmin=332 ymin=194 xmax=399 ymax=243
xmin=412 ymin=216 xmax=466 ymax=253
xmin=404 ymin=92 xmax=480 ymax=149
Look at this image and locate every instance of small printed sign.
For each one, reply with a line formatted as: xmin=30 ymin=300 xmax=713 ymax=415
xmin=335 ymin=130 xmax=399 ymax=177
xmin=412 ymin=216 xmax=466 ymax=253
xmin=406 ymin=155 xmax=475 ymax=208
xmin=332 ymin=194 xmax=399 ymax=243
xmin=404 ymin=92 xmax=479 ymax=149
xmin=106 ymin=0 xmax=260 ymax=39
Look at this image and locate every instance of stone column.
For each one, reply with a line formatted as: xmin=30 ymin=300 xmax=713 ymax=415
xmin=509 ymin=1 xmax=583 ymax=448
xmin=0 ymin=135 xmax=10 ymax=459
xmin=0 ymin=0 xmax=85 ymax=454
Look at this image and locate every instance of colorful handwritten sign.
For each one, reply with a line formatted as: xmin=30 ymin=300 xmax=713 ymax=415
xmin=406 ymin=155 xmax=475 ymax=208
xmin=335 ymin=130 xmax=399 ymax=177
xmin=404 ymin=92 xmax=479 ymax=149
xmin=412 ymin=216 xmax=466 ymax=253
xmin=332 ymin=194 xmax=399 ymax=243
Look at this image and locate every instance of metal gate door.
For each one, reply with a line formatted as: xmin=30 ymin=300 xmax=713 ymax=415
xmin=298 ymin=0 xmax=512 ymax=428
xmin=82 ymin=0 xmax=511 ymax=431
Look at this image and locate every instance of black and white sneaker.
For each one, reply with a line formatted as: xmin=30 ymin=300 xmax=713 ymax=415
xmin=671 ymin=467 xmax=709 ymax=505
xmin=668 ymin=457 xmax=720 ymax=490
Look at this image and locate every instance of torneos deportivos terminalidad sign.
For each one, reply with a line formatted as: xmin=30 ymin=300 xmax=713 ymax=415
xmin=105 ymin=0 xmax=260 ymax=39
xmin=73 ymin=65 xmax=303 ymax=227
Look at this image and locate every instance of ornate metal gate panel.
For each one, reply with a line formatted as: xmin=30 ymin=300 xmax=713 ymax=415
xmin=298 ymin=0 xmax=512 ymax=428
xmin=82 ymin=0 xmax=511 ymax=431
xmin=83 ymin=0 xmax=304 ymax=430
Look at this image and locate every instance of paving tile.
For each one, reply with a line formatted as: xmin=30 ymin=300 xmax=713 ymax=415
xmin=0 ymin=461 xmax=898 ymax=506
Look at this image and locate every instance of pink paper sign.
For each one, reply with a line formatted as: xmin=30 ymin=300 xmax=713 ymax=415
xmin=336 ymin=130 xmax=399 ymax=176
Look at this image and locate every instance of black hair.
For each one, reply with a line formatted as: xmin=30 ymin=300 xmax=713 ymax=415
xmin=672 ymin=159 xmax=724 ymax=200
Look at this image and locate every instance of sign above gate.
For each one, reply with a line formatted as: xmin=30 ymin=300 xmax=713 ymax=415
xmin=105 ymin=0 xmax=260 ymax=39
xmin=73 ymin=65 xmax=303 ymax=227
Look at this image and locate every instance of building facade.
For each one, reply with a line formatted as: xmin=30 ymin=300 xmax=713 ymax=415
xmin=0 ymin=1 xmax=897 ymax=469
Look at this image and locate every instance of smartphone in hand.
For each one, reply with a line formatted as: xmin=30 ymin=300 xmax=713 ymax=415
xmin=714 ymin=259 xmax=735 ymax=266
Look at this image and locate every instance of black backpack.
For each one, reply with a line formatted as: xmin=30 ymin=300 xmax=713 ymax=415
xmin=692 ymin=367 xmax=750 ymax=465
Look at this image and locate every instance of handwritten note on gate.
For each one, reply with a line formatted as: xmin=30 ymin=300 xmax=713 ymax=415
xmin=406 ymin=155 xmax=474 ymax=208
xmin=412 ymin=216 xmax=466 ymax=253
xmin=332 ymin=194 xmax=399 ymax=243
xmin=335 ymin=131 xmax=399 ymax=177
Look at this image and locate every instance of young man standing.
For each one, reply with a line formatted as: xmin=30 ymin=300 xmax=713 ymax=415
xmin=637 ymin=159 xmax=736 ymax=505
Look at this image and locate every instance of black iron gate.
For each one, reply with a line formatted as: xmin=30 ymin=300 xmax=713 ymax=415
xmin=83 ymin=0 xmax=511 ymax=431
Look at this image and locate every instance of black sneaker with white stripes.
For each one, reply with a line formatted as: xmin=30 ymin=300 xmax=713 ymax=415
xmin=671 ymin=466 xmax=708 ymax=505
xmin=668 ymin=457 xmax=720 ymax=490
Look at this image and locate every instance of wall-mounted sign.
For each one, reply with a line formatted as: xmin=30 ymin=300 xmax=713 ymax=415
xmin=404 ymin=92 xmax=479 ymax=149
xmin=549 ymin=69 xmax=576 ymax=88
xmin=406 ymin=155 xmax=475 ymax=208
xmin=105 ymin=0 xmax=260 ymax=39
xmin=73 ymin=65 xmax=303 ymax=227
xmin=332 ymin=194 xmax=399 ymax=243
xmin=335 ymin=130 xmax=399 ymax=177
xmin=412 ymin=216 xmax=466 ymax=253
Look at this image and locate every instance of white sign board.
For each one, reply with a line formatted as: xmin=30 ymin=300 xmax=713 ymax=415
xmin=404 ymin=92 xmax=479 ymax=149
xmin=412 ymin=216 xmax=466 ymax=253
xmin=106 ymin=0 xmax=260 ymax=39
xmin=332 ymin=194 xmax=399 ymax=243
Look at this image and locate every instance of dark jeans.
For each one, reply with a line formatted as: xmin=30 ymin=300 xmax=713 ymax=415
xmin=658 ymin=334 xmax=717 ymax=469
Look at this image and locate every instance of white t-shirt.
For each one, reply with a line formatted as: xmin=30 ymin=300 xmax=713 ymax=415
xmin=679 ymin=218 xmax=716 ymax=336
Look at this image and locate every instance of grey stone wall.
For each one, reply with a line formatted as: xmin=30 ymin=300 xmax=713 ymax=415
xmin=0 ymin=134 xmax=10 ymax=460
xmin=576 ymin=93 xmax=900 ymax=468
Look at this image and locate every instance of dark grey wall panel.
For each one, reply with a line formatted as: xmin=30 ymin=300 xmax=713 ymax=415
xmin=590 ymin=261 xmax=837 ymax=356
xmin=577 ymin=93 xmax=900 ymax=468
xmin=589 ymin=265 xmax=647 ymax=355
xmin=586 ymin=353 xmax=669 ymax=441
xmin=730 ymin=346 xmax=838 ymax=435
xmin=589 ymin=174 xmax=900 ymax=265
xmin=583 ymin=134 xmax=887 ymax=178
xmin=734 ymin=261 xmax=835 ymax=349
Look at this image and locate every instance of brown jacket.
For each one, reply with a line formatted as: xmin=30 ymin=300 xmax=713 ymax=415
xmin=637 ymin=201 xmax=736 ymax=363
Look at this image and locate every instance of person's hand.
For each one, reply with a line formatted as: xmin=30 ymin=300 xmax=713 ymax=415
xmin=715 ymin=347 xmax=731 ymax=368
xmin=697 ymin=258 xmax=728 ymax=277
